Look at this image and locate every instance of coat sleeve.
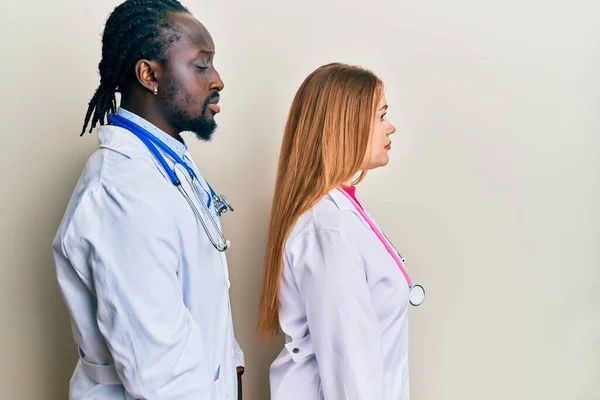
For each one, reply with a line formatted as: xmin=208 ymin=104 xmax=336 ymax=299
xmin=234 ymin=337 xmax=245 ymax=368
xmin=292 ymin=228 xmax=385 ymax=400
xmin=66 ymin=185 xmax=214 ymax=399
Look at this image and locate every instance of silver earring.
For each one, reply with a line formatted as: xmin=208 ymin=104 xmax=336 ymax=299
xmin=153 ymin=85 xmax=158 ymax=95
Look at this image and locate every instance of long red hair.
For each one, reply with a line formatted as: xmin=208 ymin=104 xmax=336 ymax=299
xmin=257 ymin=63 xmax=383 ymax=340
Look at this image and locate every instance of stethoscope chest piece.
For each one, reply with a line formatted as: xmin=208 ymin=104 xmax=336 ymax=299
xmin=216 ymin=240 xmax=231 ymax=252
xmin=409 ymin=284 xmax=425 ymax=306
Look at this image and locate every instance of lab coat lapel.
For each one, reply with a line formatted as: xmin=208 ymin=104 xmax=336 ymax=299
xmin=326 ymin=189 xmax=372 ymax=230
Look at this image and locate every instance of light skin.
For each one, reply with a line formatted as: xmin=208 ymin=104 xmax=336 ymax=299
xmin=344 ymin=94 xmax=397 ymax=185
xmin=361 ymin=94 xmax=397 ymax=170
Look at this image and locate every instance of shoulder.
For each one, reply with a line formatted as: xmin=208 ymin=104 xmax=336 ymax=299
xmin=56 ymin=147 xmax=177 ymax=247
xmin=286 ymin=191 xmax=364 ymax=248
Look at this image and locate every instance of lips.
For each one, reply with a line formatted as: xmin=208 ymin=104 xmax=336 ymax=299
xmin=207 ymin=95 xmax=220 ymax=113
xmin=385 ymin=142 xmax=392 ymax=150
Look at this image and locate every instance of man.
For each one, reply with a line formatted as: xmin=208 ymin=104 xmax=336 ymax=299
xmin=52 ymin=1 xmax=244 ymax=398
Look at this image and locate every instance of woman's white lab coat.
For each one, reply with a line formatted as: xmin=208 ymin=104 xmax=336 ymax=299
xmin=269 ymin=189 xmax=411 ymax=400
xmin=52 ymin=124 xmax=243 ymax=399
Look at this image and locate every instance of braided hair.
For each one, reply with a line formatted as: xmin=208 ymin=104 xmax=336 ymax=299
xmin=81 ymin=0 xmax=189 ymax=136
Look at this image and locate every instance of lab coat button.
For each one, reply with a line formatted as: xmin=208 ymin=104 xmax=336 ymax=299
xmin=292 ymin=348 xmax=299 ymax=354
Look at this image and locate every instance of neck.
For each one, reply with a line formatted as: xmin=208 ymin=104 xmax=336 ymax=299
xmin=120 ymin=97 xmax=178 ymax=138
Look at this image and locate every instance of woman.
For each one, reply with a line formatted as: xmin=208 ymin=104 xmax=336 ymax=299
xmin=257 ymin=63 xmax=423 ymax=399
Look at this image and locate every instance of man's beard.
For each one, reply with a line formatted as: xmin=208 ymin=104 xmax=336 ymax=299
xmin=163 ymin=78 xmax=218 ymax=141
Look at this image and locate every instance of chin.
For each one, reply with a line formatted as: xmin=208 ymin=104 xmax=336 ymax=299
xmin=377 ymin=156 xmax=390 ymax=168
xmin=366 ymin=159 xmax=389 ymax=170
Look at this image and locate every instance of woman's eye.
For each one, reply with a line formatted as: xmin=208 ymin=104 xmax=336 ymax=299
xmin=196 ymin=65 xmax=209 ymax=71
xmin=379 ymin=112 xmax=387 ymax=121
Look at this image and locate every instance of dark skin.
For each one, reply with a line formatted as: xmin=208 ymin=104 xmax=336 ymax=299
xmin=120 ymin=12 xmax=224 ymax=139
xmin=119 ymin=11 xmax=245 ymax=378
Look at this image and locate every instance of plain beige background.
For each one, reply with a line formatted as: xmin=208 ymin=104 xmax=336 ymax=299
xmin=1 ymin=0 xmax=598 ymax=399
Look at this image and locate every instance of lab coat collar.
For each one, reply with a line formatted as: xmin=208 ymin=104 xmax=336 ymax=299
xmin=96 ymin=124 xmax=177 ymax=184
xmin=116 ymin=107 xmax=188 ymax=161
xmin=326 ymin=188 xmax=372 ymax=229
xmin=97 ymin=124 xmax=153 ymax=159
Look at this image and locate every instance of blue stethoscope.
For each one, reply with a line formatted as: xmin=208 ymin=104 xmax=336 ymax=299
xmin=107 ymin=113 xmax=233 ymax=252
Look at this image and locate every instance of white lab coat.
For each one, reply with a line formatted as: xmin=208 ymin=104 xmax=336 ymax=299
xmin=52 ymin=124 xmax=243 ymax=399
xmin=269 ymin=189 xmax=410 ymax=400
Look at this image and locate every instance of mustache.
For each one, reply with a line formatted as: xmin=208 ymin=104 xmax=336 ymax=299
xmin=205 ymin=91 xmax=220 ymax=104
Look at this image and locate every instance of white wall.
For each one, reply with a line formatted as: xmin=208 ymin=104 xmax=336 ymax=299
xmin=0 ymin=0 xmax=598 ymax=399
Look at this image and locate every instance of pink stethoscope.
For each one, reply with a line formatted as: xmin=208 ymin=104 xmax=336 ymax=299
xmin=338 ymin=188 xmax=425 ymax=306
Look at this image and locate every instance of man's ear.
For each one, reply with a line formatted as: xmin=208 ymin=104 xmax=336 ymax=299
xmin=134 ymin=59 xmax=162 ymax=95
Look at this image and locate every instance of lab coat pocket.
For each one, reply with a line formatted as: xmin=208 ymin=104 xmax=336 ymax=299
xmin=284 ymin=334 xmax=314 ymax=363
xmin=214 ymin=364 xmax=221 ymax=382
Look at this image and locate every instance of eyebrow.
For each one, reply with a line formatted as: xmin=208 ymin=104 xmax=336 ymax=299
xmin=378 ymin=104 xmax=388 ymax=112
